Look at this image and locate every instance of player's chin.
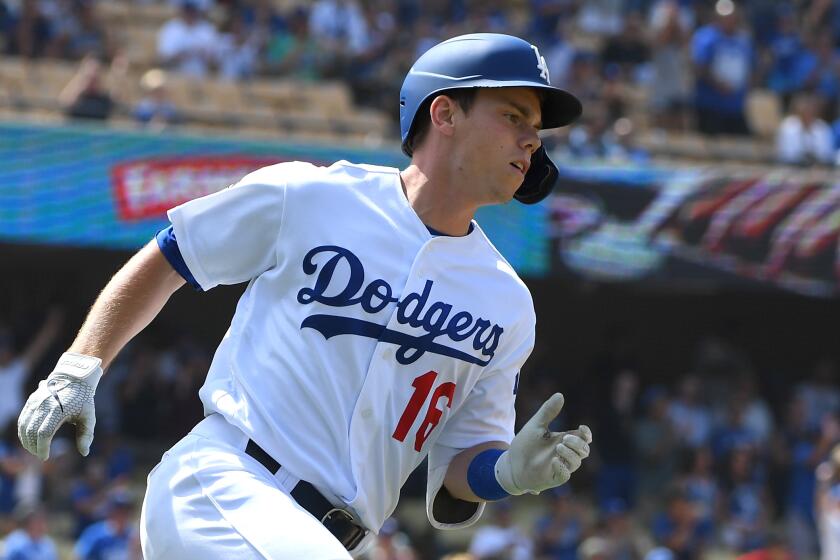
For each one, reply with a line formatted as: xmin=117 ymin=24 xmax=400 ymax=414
xmin=501 ymin=180 xmax=523 ymax=202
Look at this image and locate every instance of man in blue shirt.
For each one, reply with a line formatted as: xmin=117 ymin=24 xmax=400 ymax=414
xmin=74 ymin=491 xmax=138 ymax=560
xmin=691 ymin=3 xmax=754 ymax=136
xmin=3 ymin=504 xmax=59 ymax=560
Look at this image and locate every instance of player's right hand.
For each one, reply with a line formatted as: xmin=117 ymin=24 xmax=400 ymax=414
xmin=18 ymin=352 xmax=103 ymax=461
xmin=495 ymin=393 xmax=592 ymax=495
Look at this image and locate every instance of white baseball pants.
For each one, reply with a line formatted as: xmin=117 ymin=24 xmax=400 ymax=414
xmin=140 ymin=414 xmax=361 ymax=559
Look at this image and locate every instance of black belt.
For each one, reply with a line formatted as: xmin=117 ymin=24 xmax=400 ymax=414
xmin=245 ymin=439 xmax=367 ymax=551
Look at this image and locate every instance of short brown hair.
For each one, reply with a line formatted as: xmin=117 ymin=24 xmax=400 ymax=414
xmin=403 ymin=89 xmax=478 ymax=156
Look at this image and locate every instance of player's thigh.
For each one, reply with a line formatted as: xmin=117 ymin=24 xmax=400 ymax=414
xmin=141 ymin=436 xmax=352 ymax=560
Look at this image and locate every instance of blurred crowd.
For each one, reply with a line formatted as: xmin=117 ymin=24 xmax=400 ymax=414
xmin=3 ymin=0 xmax=840 ymax=164
xmin=0 ymin=306 xmax=839 ymax=559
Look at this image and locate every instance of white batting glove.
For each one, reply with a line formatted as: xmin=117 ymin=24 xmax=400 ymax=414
xmin=495 ymin=393 xmax=592 ymax=495
xmin=18 ymin=352 xmax=103 ymax=461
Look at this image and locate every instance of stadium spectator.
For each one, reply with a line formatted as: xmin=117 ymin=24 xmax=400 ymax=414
xmin=816 ymin=443 xmax=840 ymax=560
xmin=119 ymin=348 xmax=167 ymax=439
xmin=771 ymin=394 xmax=830 ymax=558
xmin=307 ymin=0 xmax=370 ymax=75
xmin=599 ymin=497 xmax=650 ymax=560
xmin=69 ymin=459 xmax=112 ymax=538
xmin=648 ymin=0 xmax=692 ymax=130
xmin=634 ymin=386 xmax=679 ymax=505
xmin=668 ymin=374 xmax=712 ymax=450
xmin=73 ymin=491 xmax=138 ymax=560
xmin=3 ymin=504 xmax=59 ymax=560
xmin=575 ymin=0 xmax=624 ymax=36
xmin=157 ymin=345 xmax=207 ymax=440
xmin=0 ymin=308 xmax=62 ymax=434
xmin=59 ymin=53 xmax=128 ymax=121
xmin=544 ymin=25 xmax=576 ymax=91
xmin=157 ymin=0 xmax=219 ymax=78
xmin=46 ymin=0 xmax=112 ymax=61
xmin=600 ymin=12 xmax=651 ymax=83
xmin=643 ymin=548 xmax=675 ymax=560
xmin=367 ymin=517 xmax=418 ymax=560
xmin=263 ymin=6 xmax=325 ymax=80
xmin=795 ymin=358 xmax=840 ymax=431
xmin=720 ymin=446 xmax=770 ymax=554
xmin=5 ymin=0 xmax=52 ymax=58
xmin=132 ymin=69 xmax=180 ymax=130
xmin=0 ymin=429 xmax=25 ymax=519
xmin=690 ymin=0 xmax=754 ymax=136
xmin=734 ymin=534 xmax=795 ymax=560
xmin=650 ymin=487 xmax=711 ymax=560
xmin=577 ymin=535 xmax=610 ymax=560
xmin=468 ymin=501 xmax=533 ymax=560
xmin=776 ymin=93 xmax=835 ymax=165
xmin=533 ymin=486 xmax=586 ymax=560
xmin=342 ymin=0 xmax=400 ymax=104
xmin=805 ymin=32 xmax=840 ymax=119
xmin=730 ymin=372 xmax=773 ymax=449
xmin=528 ymin=0 xmax=578 ymax=46
xmin=594 ymin=369 xmax=639 ymax=509
xmin=0 ymin=0 xmax=12 ymax=40
xmin=764 ymin=7 xmax=815 ymax=109
xmin=416 ymin=0 xmax=467 ymax=29
xmin=677 ymin=447 xmax=719 ymax=535
xmin=239 ymin=0 xmax=285 ymax=38
xmin=710 ymin=396 xmax=760 ymax=461
xmin=217 ymin=11 xmax=261 ymax=81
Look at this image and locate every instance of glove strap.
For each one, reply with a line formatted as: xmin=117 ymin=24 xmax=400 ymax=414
xmin=494 ymin=450 xmax=526 ymax=496
xmin=51 ymin=352 xmax=103 ymax=385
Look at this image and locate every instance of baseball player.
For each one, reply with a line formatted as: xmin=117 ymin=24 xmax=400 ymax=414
xmin=17 ymin=33 xmax=592 ymax=559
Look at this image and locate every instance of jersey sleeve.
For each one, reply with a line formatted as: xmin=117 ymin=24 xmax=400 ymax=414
xmin=425 ymin=314 xmax=536 ymax=530
xmin=165 ymin=164 xmax=291 ymax=291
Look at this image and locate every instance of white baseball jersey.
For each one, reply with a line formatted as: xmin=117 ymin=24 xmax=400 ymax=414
xmin=166 ymin=160 xmax=536 ymax=532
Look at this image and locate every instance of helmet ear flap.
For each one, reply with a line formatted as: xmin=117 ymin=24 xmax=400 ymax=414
xmin=514 ymin=146 xmax=558 ymax=205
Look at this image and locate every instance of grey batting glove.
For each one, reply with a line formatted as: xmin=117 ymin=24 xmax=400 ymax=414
xmin=18 ymin=352 xmax=103 ymax=461
xmin=495 ymin=393 xmax=592 ymax=495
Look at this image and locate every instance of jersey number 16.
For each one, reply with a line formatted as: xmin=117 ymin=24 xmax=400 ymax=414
xmin=392 ymin=371 xmax=455 ymax=452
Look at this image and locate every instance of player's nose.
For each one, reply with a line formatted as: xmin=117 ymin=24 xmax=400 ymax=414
xmin=520 ymin=127 xmax=541 ymax=156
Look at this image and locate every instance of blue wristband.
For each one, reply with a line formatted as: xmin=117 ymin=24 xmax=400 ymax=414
xmin=467 ymin=448 xmax=510 ymax=501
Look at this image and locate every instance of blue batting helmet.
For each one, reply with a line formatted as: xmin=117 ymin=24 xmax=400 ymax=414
xmin=399 ymin=33 xmax=582 ymax=204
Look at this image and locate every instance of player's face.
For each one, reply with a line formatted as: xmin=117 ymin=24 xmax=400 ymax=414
xmin=453 ymin=87 xmax=543 ymax=204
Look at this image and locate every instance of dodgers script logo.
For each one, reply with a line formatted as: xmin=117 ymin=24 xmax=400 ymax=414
xmin=296 ymin=246 xmax=504 ymax=366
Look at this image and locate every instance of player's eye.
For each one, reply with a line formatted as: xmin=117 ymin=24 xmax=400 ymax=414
xmin=504 ymin=113 xmax=520 ymax=125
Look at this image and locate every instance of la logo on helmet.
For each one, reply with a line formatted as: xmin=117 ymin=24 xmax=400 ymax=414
xmin=531 ymin=45 xmax=550 ymax=82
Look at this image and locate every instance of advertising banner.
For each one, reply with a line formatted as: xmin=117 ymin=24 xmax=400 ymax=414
xmin=552 ymin=164 xmax=840 ymax=297
xmin=2 ymin=122 xmax=839 ymax=295
xmin=0 ymin=122 xmax=548 ymax=276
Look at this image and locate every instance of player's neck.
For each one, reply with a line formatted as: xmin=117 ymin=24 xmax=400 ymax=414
xmin=400 ymin=164 xmax=476 ymax=236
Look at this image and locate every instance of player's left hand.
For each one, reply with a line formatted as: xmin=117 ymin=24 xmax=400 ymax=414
xmin=495 ymin=393 xmax=592 ymax=495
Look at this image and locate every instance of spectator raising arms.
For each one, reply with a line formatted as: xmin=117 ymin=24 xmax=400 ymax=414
xmin=0 ymin=308 xmax=62 ymax=434
xmin=58 ymin=54 xmax=129 ymax=121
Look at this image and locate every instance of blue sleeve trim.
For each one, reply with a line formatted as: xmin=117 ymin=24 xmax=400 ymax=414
xmin=155 ymin=226 xmax=203 ymax=291
xmin=467 ymin=448 xmax=510 ymax=501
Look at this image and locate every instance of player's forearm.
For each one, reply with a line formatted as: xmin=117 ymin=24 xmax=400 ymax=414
xmin=68 ymin=240 xmax=185 ymax=368
xmin=443 ymin=441 xmax=509 ymax=502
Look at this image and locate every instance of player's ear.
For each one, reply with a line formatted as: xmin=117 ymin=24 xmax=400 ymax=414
xmin=429 ymin=95 xmax=457 ymax=138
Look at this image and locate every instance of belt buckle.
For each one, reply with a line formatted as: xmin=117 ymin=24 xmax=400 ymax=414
xmin=321 ymin=508 xmax=367 ymax=550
